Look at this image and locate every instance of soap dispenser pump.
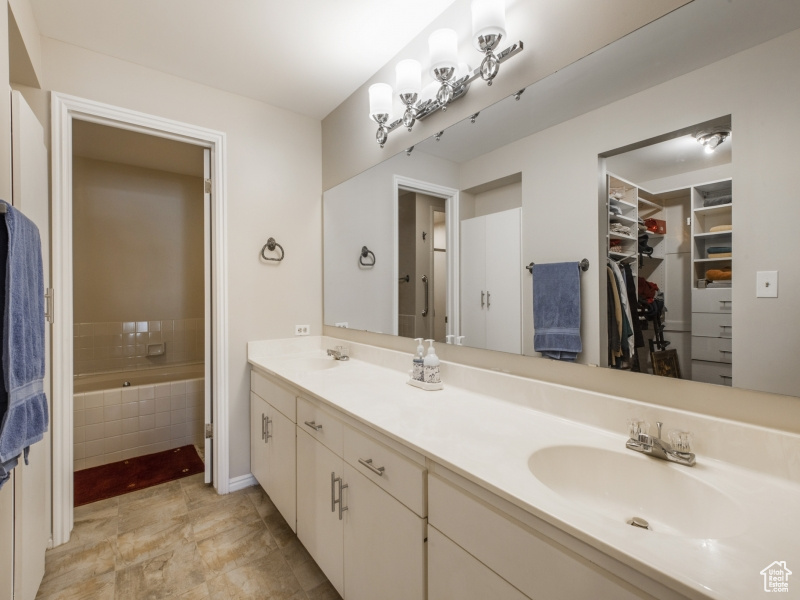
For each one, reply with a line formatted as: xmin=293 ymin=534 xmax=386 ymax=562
xmin=423 ymin=339 xmax=441 ymax=384
xmin=412 ymin=338 xmax=425 ymax=381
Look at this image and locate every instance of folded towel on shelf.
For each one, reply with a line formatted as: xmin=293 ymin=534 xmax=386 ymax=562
xmin=609 ymin=205 xmax=622 ymax=215
xmin=609 ymin=222 xmax=631 ymax=236
xmin=708 ymin=252 xmax=732 ymax=258
xmin=706 ymin=268 xmax=732 ymax=281
xmin=0 ymin=201 xmax=49 ymax=489
xmin=707 ymin=246 xmax=732 ymax=255
xmin=703 ymin=194 xmax=732 ymax=207
xmin=707 ymin=281 xmax=732 ymax=288
xmin=709 ymin=224 xmax=732 ymax=232
xmin=533 ymin=262 xmax=582 ymax=362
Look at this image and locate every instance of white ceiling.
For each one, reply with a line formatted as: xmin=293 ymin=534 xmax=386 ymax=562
xmin=29 ymin=0 xmax=457 ymax=120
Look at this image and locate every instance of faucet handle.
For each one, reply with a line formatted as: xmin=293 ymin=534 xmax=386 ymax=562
xmin=626 ymin=418 xmax=649 ymax=440
xmin=669 ymin=430 xmax=693 ymax=453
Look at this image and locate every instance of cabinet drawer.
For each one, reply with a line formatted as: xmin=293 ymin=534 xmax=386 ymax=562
xmin=692 ymin=312 xmax=732 ymax=338
xmin=692 ymin=288 xmax=732 ymax=313
xmin=692 ymin=360 xmax=732 ymax=386
xmin=691 ymin=336 xmax=732 ymax=363
xmin=297 ymin=396 xmax=343 ymax=456
xmin=251 ymin=370 xmax=296 ymax=423
xmin=344 ymin=426 xmax=426 ymax=518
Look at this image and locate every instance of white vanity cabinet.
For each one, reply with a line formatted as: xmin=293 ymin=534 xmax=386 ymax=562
xmin=249 ymin=371 xmax=297 ymax=531
xmin=296 ymin=396 xmax=427 ymax=600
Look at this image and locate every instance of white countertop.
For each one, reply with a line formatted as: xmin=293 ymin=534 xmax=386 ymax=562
xmin=248 ymin=337 xmax=800 ymax=600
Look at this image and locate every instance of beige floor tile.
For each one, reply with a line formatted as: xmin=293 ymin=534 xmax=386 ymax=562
xmin=305 ymin=581 xmax=343 ymax=600
xmin=205 ymin=552 xmax=303 ymax=600
xmin=182 ymin=478 xmax=230 ymax=512
xmin=114 ymin=538 xmax=207 ymax=600
xmin=263 ymin=511 xmax=296 ymax=549
xmin=280 ymin=539 xmax=327 ymax=592
xmin=38 ymin=539 xmax=116 ymax=596
xmin=180 ymin=582 xmax=211 ymax=599
xmin=118 ymin=480 xmax=183 ymax=505
xmin=189 ymin=493 xmax=261 ymax=542
xmin=118 ymin=489 xmax=188 ymax=534
xmin=114 ymin=514 xmax=194 ymax=568
xmin=35 ymin=570 xmax=116 ymax=600
xmin=245 ymin=486 xmax=278 ymax=520
xmin=195 ymin=518 xmax=277 ymax=575
xmin=48 ymin=498 xmax=120 ymax=557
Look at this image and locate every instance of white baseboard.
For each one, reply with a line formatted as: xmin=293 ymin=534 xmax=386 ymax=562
xmin=228 ymin=474 xmax=258 ymax=493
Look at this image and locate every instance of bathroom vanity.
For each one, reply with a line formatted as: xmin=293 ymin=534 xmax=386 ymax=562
xmin=248 ymin=336 xmax=800 ymax=600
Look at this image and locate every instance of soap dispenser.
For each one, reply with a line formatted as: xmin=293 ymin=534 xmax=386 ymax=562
xmin=412 ymin=338 xmax=425 ymax=381
xmin=423 ymin=339 xmax=441 ymax=384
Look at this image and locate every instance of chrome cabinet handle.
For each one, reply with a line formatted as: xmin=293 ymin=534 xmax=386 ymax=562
xmin=487 ymin=291 xmax=491 ymax=308
xmin=720 ymin=374 xmax=732 ymax=380
xmin=358 ymin=457 xmax=385 ymax=477
xmin=261 ymin=414 xmax=266 ymax=441
xmin=481 ymin=291 xmax=485 ymax=308
xmin=331 ymin=472 xmax=348 ymax=520
xmin=720 ymin=324 xmax=732 ymax=328
xmin=719 ymin=300 xmax=732 ymax=305
xmin=720 ymin=350 xmax=732 ymax=354
xmin=265 ymin=416 xmax=272 ymax=442
xmin=304 ymin=420 xmax=323 ymax=431
xmin=421 ymin=275 xmax=429 ymax=317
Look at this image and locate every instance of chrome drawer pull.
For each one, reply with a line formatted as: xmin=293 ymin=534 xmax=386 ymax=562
xmin=358 ymin=457 xmax=386 ymax=477
xmin=719 ymin=324 xmax=732 ymax=328
xmin=719 ymin=300 xmax=732 ymax=305
xmin=720 ymin=375 xmax=732 ymax=380
xmin=265 ymin=416 xmax=272 ymax=442
xmin=719 ymin=350 xmax=732 ymax=354
xmin=304 ymin=420 xmax=323 ymax=431
xmin=331 ymin=472 xmax=348 ymax=519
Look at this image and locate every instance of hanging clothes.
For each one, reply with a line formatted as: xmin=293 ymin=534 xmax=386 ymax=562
xmin=607 ymin=266 xmax=623 ymax=366
xmin=608 ymin=259 xmax=634 ymax=360
xmin=622 ymin=262 xmax=644 ymax=350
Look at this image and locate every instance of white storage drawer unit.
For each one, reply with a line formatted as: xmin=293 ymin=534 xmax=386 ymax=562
xmin=691 ymin=312 xmax=732 ymax=338
xmin=297 ymin=395 xmax=344 ymax=456
xmin=691 ymin=360 xmax=733 ymax=386
xmin=691 ymin=336 xmax=732 ymax=363
xmin=691 ymin=287 xmax=732 ymax=386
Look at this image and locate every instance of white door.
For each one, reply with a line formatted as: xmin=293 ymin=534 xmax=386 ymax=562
xmin=460 ymin=217 xmax=487 ymax=349
xmin=11 ymin=90 xmax=51 ymax=600
xmin=203 ymin=148 xmax=213 ymax=483
xmin=485 ymin=209 xmax=522 ymax=354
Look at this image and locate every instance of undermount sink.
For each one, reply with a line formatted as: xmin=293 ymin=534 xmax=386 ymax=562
xmin=277 ymin=356 xmax=340 ymax=372
xmin=528 ymin=445 xmax=747 ymax=539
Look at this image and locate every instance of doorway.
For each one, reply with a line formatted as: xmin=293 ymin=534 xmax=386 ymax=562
xmin=50 ymin=94 xmax=229 ymax=547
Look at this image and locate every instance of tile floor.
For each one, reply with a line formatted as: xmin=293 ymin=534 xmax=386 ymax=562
xmin=37 ymin=475 xmax=342 ymax=599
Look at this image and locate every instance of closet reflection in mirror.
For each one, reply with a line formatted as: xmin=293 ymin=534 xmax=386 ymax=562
xmin=323 ymin=1 xmax=800 ymax=398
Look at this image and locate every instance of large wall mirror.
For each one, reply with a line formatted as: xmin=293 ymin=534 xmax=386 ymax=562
xmin=323 ymin=2 xmax=800 ymax=398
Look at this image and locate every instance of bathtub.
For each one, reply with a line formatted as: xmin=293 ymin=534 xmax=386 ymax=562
xmin=73 ymin=362 xmax=205 ymax=393
xmin=73 ymin=362 xmax=206 ymax=471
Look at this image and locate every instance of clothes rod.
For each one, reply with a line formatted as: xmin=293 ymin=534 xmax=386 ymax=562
xmin=526 ymin=258 xmax=589 ymax=273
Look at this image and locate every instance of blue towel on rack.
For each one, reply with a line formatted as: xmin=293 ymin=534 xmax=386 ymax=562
xmin=0 ymin=200 xmax=49 ymax=489
xmin=533 ymin=262 xmax=582 ymax=362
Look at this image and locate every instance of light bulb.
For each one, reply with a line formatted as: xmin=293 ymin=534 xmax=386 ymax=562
xmin=396 ymin=60 xmax=421 ymax=96
xmin=472 ymin=0 xmax=506 ymax=51
xmin=429 ymin=29 xmax=459 ymax=75
xmin=368 ymin=83 xmax=393 ymax=121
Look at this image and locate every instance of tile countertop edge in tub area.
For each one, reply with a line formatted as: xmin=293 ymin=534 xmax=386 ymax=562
xmin=247 ymin=336 xmax=800 ymax=600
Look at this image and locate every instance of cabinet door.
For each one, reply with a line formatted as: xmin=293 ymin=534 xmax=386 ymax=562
xmin=343 ymin=465 xmax=426 ymax=600
xmin=460 ymin=216 xmax=487 ymax=349
xmin=296 ymin=429 xmax=344 ymax=595
xmin=267 ymin=406 xmax=296 ymax=532
xmin=250 ymin=393 xmax=269 ymax=490
xmin=428 ymin=526 xmax=528 ymax=600
xmin=485 ymin=208 xmax=522 ymax=354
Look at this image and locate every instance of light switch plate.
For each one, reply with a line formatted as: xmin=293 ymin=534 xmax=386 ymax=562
xmin=756 ymin=271 xmax=778 ymax=298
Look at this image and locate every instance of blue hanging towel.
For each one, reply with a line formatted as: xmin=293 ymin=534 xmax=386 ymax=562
xmin=533 ymin=262 xmax=582 ymax=362
xmin=0 ymin=200 xmax=49 ymax=489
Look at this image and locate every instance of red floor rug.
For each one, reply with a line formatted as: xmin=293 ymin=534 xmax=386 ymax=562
xmin=74 ymin=445 xmax=204 ymax=506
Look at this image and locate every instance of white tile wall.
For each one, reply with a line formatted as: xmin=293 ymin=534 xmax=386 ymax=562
xmin=73 ymin=376 xmax=205 ymax=471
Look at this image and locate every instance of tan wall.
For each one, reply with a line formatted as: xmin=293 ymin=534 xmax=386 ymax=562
xmin=321 ymin=0 xmax=690 ymax=189
xmin=73 ymin=157 xmax=204 ymax=323
xmin=39 ymin=37 xmax=322 ymax=480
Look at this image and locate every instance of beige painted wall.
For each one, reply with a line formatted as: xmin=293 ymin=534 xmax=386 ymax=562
xmin=72 ymin=157 xmax=204 ymax=323
xmin=321 ymin=0 xmax=690 ymax=189
xmin=38 ymin=37 xmax=322 ymax=480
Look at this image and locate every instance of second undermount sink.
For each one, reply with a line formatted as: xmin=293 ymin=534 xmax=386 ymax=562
xmin=528 ymin=445 xmax=747 ymax=539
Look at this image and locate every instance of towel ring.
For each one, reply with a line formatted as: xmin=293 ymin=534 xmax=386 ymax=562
xmin=261 ymin=237 xmax=285 ymax=262
xmin=526 ymin=258 xmax=589 ymax=273
xmin=360 ymin=246 xmax=376 ymax=267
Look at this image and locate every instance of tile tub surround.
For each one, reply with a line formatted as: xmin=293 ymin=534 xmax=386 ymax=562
xmin=248 ymin=336 xmax=800 ymax=600
xmin=74 ymin=377 xmax=205 ymax=471
xmin=73 ymin=318 xmax=205 ymax=375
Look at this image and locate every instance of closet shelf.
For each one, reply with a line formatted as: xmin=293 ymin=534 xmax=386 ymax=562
xmin=694 ymin=257 xmax=733 ymax=263
xmin=695 ymin=230 xmax=732 ymax=238
xmin=609 ymin=251 xmax=637 ymax=262
xmin=693 ymin=203 xmax=732 ymax=217
xmin=609 ymin=213 xmax=638 ymax=225
xmin=609 ymin=197 xmax=636 ymax=210
xmin=609 ymin=232 xmax=638 ymax=242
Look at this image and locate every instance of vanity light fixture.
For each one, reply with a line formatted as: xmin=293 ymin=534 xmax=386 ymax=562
xmin=367 ymin=0 xmax=523 ymax=147
xmin=695 ymin=127 xmax=731 ymax=154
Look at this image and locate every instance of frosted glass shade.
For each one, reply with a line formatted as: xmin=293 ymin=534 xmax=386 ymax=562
xmin=368 ymin=83 xmax=393 ymax=120
xmin=429 ymin=29 xmax=459 ymax=74
xmin=472 ymin=0 xmax=507 ymax=49
xmin=396 ymin=59 xmax=422 ymax=96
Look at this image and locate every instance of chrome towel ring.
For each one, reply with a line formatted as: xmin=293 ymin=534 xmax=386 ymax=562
xmin=359 ymin=246 xmax=376 ymax=266
xmin=261 ymin=237 xmax=284 ymax=262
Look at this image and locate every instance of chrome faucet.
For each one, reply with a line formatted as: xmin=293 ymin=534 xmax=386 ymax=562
xmin=327 ymin=346 xmax=349 ymax=361
xmin=626 ymin=420 xmax=696 ymax=467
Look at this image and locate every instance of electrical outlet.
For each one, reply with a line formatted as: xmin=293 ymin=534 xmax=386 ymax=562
xmin=295 ymin=324 xmax=310 ymax=336
xmin=335 ymin=322 xmax=349 ymax=328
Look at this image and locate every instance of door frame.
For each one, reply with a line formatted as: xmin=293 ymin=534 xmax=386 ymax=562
xmin=50 ymin=93 xmax=230 ymax=546
xmin=392 ymin=176 xmax=459 ymax=339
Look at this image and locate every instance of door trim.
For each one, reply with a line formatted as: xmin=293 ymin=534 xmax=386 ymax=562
xmin=393 ymin=176 xmax=459 ymax=339
xmin=50 ymin=93 xmax=230 ymax=546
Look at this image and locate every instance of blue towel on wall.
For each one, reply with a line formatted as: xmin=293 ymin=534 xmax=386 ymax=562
xmin=0 ymin=200 xmax=49 ymax=489
xmin=533 ymin=262 xmax=582 ymax=362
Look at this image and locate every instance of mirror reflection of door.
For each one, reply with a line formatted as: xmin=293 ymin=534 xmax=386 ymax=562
xmin=397 ymin=191 xmax=446 ymax=340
